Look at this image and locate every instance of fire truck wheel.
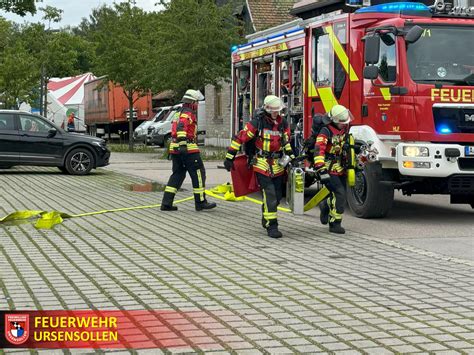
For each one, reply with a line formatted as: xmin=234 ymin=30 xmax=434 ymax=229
xmin=347 ymin=163 xmax=394 ymax=218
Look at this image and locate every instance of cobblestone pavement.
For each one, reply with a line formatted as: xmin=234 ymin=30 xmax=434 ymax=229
xmin=0 ymin=167 xmax=473 ymax=354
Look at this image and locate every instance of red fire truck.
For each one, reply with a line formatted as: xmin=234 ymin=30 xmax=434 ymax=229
xmin=231 ymin=0 xmax=474 ymax=218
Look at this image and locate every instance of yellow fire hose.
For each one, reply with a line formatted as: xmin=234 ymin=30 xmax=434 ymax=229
xmin=303 ymin=186 xmax=330 ymax=212
xmin=0 ymin=182 xmax=328 ymax=230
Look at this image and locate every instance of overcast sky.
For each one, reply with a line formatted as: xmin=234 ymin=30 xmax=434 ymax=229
xmin=1 ymin=0 xmax=163 ymax=28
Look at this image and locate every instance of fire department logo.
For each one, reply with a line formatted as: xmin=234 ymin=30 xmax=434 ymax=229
xmin=5 ymin=314 xmax=29 ymax=345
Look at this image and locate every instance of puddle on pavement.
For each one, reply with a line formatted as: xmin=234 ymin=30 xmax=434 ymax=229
xmin=125 ymin=182 xmax=165 ymax=192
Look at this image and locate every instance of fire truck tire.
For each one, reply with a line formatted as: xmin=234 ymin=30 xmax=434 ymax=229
xmin=347 ymin=163 xmax=394 ymax=218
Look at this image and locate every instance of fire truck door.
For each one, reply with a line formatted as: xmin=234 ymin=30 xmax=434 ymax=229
xmin=363 ymin=33 xmax=402 ymax=136
xmin=310 ymin=22 xmax=353 ymax=119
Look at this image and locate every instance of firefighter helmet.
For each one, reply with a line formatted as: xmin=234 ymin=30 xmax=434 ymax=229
xmin=182 ymin=89 xmax=204 ymax=103
xmin=328 ymin=105 xmax=352 ymax=124
xmin=263 ymin=95 xmax=285 ymax=113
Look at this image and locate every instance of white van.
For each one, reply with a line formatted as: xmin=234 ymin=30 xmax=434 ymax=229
xmin=134 ymin=106 xmax=171 ymax=144
xmin=147 ymin=101 xmax=206 ymax=147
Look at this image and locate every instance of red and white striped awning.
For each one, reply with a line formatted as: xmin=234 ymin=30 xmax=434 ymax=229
xmin=48 ymin=73 xmax=96 ymax=105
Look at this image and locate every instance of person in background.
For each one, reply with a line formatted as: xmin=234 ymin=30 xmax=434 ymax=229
xmin=67 ymin=112 xmax=75 ymax=132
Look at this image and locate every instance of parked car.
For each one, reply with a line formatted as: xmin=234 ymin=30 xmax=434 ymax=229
xmin=147 ymin=101 xmax=206 ymax=147
xmin=147 ymin=105 xmax=181 ymax=147
xmin=133 ymin=106 xmax=171 ymax=144
xmin=0 ymin=110 xmax=110 ymax=175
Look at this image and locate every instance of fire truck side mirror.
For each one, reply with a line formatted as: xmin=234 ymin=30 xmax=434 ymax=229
xmin=405 ymin=25 xmax=424 ymax=44
xmin=363 ymin=66 xmax=379 ymax=80
xmin=364 ymin=35 xmax=380 ymax=65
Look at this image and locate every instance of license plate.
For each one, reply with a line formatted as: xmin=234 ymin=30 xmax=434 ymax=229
xmin=466 ymin=146 xmax=474 ymax=156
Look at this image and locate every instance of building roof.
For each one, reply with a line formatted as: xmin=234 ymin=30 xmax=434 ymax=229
xmin=247 ymin=0 xmax=297 ymax=32
xmin=152 ymin=90 xmax=175 ymax=101
xmin=292 ymin=0 xmax=334 ymax=13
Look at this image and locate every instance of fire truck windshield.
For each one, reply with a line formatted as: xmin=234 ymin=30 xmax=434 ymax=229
xmin=407 ymin=25 xmax=474 ymax=86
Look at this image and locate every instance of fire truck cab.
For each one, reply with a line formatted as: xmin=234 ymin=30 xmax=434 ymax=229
xmin=231 ymin=0 xmax=474 ymax=218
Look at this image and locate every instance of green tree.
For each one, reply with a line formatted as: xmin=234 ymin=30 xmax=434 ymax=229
xmin=40 ymin=5 xmax=63 ymax=29
xmin=0 ymin=17 xmax=12 ymax=52
xmin=0 ymin=0 xmax=36 ymax=16
xmin=152 ymin=0 xmax=241 ymax=97
xmin=90 ymin=1 xmax=156 ymax=151
xmin=0 ymin=20 xmax=93 ymax=112
xmin=0 ymin=44 xmax=39 ymax=108
xmin=0 ymin=20 xmax=39 ymax=109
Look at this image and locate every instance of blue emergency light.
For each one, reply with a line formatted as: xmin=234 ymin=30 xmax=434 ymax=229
xmin=437 ymin=125 xmax=452 ymax=134
xmin=355 ymin=2 xmax=431 ymax=14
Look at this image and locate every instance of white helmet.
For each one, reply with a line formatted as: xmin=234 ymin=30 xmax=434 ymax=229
xmin=328 ymin=105 xmax=352 ymax=124
xmin=182 ymin=89 xmax=204 ymax=103
xmin=263 ymin=95 xmax=285 ymax=113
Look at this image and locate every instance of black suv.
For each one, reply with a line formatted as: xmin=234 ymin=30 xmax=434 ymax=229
xmin=0 ymin=110 xmax=110 ymax=175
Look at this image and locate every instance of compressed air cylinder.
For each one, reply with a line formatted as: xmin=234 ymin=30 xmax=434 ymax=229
xmin=287 ymin=167 xmax=305 ymax=215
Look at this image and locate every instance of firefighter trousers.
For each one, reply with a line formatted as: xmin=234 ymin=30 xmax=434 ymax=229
xmin=323 ymin=174 xmax=347 ymax=223
xmin=256 ymin=173 xmax=284 ymax=228
xmin=162 ymin=153 xmax=207 ymax=207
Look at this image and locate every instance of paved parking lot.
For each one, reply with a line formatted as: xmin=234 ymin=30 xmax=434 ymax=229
xmin=106 ymin=152 xmax=474 ymax=261
xmin=0 ymin=166 xmax=473 ymax=354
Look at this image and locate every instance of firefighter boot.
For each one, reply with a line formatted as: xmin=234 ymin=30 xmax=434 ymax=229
xmin=160 ymin=205 xmax=177 ymax=211
xmin=196 ymin=200 xmax=217 ymax=211
xmin=329 ymin=221 xmax=345 ymax=234
xmin=319 ymin=200 xmax=329 ymax=225
xmin=161 ymin=190 xmax=178 ymax=211
xmin=266 ymin=225 xmax=282 ymax=239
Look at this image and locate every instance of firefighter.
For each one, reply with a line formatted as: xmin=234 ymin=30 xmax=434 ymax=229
xmin=160 ymin=89 xmax=216 ymax=211
xmin=314 ymin=105 xmax=353 ymax=234
xmin=67 ymin=112 xmax=75 ymax=132
xmin=224 ymin=95 xmax=295 ymax=239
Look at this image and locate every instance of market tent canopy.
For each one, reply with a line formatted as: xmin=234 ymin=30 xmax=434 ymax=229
xmin=48 ymin=73 xmax=96 ymax=105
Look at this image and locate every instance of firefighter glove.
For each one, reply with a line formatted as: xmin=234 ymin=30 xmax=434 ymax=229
xmin=224 ymin=159 xmax=234 ymax=172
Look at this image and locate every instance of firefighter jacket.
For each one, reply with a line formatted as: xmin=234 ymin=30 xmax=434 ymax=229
xmin=313 ymin=124 xmax=348 ymax=176
xmin=169 ymin=106 xmax=199 ymax=154
xmin=226 ymin=113 xmax=294 ymax=177
xmin=67 ymin=114 xmax=75 ymax=129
